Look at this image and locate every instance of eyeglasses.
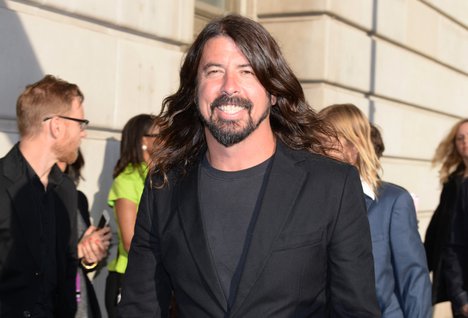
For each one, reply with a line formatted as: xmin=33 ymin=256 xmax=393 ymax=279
xmin=144 ymin=133 xmax=159 ymax=137
xmin=43 ymin=115 xmax=89 ymax=130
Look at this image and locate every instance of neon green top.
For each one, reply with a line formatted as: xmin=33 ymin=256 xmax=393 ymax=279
xmin=107 ymin=163 xmax=148 ymax=273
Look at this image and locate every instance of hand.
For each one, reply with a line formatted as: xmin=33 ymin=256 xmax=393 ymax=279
xmin=461 ymin=304 xmax=468 ymax=317
xmin=78 ymin=225 xmax=112 ymax=264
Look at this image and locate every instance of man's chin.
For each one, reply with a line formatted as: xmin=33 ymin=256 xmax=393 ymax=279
xmin=210 ymin=129 xmax=252 ymax=147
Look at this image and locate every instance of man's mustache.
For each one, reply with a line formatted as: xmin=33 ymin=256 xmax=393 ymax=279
xmin=210 ymin=95 xmax=253 ymax=111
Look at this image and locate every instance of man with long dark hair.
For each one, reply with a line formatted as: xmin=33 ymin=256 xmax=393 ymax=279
xmin=119 ymin=15 xmax=380 ymax=317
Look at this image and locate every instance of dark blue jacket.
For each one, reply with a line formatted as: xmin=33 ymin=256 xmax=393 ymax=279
xmin=366 ymin=181 xmax=432 ymax=318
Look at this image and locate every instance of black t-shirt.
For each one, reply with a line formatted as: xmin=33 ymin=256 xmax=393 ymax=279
xmin=199 ymin=155 xmax=271 ymax=300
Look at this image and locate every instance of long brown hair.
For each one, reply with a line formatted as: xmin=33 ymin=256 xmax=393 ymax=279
xmin=152 ymin=14 xmax=334 ymax=186
xmin=320 ymin=104 xmax=381 ymax=193
xmin=433 ymin=119 xmax=468 ymax=184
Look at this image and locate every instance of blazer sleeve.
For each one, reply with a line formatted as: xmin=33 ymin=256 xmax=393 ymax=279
xmin=329 ymin=167 xmax=381 ymax=317
xmin=118 ymin=177 xmax=172 ymax=317
xmin=56 ymin=177 xmax=79 ymax=317
xmin=423 ymin=187 xmax=445 ymax=271
xmin=389 ymin=189 xmax=432 ymax=318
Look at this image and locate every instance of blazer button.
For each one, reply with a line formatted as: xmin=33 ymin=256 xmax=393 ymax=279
xmin=23 ymin=310 xmax=31 ymax=317
xmin=34 ymin=272 xmax=41 ymax=277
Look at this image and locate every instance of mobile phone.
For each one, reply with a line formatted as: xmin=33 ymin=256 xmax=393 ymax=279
xmin=97 ymin=210 xmax=110 ymax=228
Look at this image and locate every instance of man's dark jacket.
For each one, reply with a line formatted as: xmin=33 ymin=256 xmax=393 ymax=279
xmin=119 ymin=142 xmax=381 ymax=317
xmin=0 ymin=144 xmax=78 ymax=317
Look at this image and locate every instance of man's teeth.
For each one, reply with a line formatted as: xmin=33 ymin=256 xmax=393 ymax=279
xmin=218 ymin=105 xmax=243 ymax=114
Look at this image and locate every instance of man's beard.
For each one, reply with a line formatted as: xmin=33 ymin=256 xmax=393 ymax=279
xmin=54 ymin=141 xmax=79 ymax=165
xmin=198 ymin=95 xmax=270 ymax=147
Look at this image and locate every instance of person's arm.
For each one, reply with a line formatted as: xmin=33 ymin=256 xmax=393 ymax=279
xmin=423 ymin=187 xmax=446 ymax=271
xmin=329 ymin=167 xmax=381 ymax=317
xmin=115 ymin=198 xmax=138 ymax=253
xmin=118 ymin=177 xmax=172 ymax=316
xmin=56 ymin=179 xmax=79 ymax=318
xmin=389 ymin=189 xmax=432 ymax=318
xmin=444 ymin=181 xmax=468 ymax=315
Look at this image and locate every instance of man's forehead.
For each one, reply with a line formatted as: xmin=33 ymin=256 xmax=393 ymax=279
xmin=199 ymin=36 xmax=250 ymax=66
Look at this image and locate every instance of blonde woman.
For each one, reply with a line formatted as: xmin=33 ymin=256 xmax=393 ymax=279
xmin=425 ymin=119 xmax=468 ymax=317
xmin=319 ymin=103 xmax=431 ymax=318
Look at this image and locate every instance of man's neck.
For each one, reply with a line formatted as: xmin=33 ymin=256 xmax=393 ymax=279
xmin=205 ymin=128 xmax=276 ymax=171
xmin=19 ymin=139 xmax=56 ymax=187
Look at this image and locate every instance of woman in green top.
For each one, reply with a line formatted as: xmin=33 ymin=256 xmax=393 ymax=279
xmin=105 ymin=114 xmax=158 ymax=318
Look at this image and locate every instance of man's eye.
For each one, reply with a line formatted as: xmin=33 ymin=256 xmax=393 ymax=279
xmin=207 ymin=69 xmax=221 ymax=75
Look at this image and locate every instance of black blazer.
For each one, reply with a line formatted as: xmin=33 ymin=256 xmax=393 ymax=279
xmin=119 ymin=142 xmax=381 ymax=317
xmin=424 ymin=172 xmax=463 ymax=304
xmin=444 ymin=178 xmax=468 ymax=309
xmin=0 ymin=144 xmax=78 ymax=317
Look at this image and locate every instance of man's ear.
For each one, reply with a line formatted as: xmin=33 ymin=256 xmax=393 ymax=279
xmin=270 ymin=94 xmax=277 ymax=106
xmin=48 ymin=117 xmax=61 ymax=139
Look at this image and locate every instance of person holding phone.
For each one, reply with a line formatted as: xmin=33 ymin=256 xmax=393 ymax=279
xmin=59 ymin=150 xmax=111 ymax=318
xmin=104 ymin=114 xmax=159 ymax=318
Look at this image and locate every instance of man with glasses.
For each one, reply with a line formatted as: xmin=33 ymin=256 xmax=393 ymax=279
xmin=0 ymin=75 xmax=88 ymax=317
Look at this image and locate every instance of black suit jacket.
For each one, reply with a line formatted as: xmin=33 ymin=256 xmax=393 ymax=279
xmin=424 ymin=172 xmax=463 ymax=304
xmin=119 ymin=142 xmax=380 ymax=317
xmin=444 ymin=178 xmax=468 ymax=309
xmin=0 ymin=143 xmax=78 ymax=317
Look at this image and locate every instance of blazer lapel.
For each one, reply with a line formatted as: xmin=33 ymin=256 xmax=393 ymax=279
xmin=230 ymin=144 xmax=307 ymax=315
xmin=4 ymin=147 xmax=42 ymax=267
xmin=176 ymin=163 xmax=228 ymax=310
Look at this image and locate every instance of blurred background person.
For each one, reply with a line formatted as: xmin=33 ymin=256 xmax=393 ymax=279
xmin=104 ymin=114 xmax=158 ymax=318
xmin=58 ymin=149 xmax=111 ymax=318
xmin=319 ymin=103 xmax=432 ymax=317
xmin=0 ymin=75 xmax=86 ymax=317
xmin=425 ymin=119 xmax=468 ymax=317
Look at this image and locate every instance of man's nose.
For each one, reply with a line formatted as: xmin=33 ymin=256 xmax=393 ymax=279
xmin=221 ymin=72 xmax=240 ymax=96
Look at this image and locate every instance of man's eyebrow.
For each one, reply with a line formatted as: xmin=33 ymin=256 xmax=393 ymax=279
xmin=201 ymin=63 xmax=252 ymax=71
xmin=201 ymin=63 xmax=222 ymax=71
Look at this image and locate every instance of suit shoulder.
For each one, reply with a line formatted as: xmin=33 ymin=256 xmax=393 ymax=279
xmin=60 ymin=172 xmax=77 ymax=189
xmin=294 ymin=149 xmax=357 ymax=177
xmin=378 ymin=181 xmax=413 ymax=202
xmin=380 ymin=181 xmax=408 ymax=194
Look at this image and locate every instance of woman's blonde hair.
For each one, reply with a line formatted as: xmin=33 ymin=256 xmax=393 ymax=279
xmin=320 ymin=104 xmax=381 ymax=193
xmin=432 ymin=119 xmax=468 ymax=184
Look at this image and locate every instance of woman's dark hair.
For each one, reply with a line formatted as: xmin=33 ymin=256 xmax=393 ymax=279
xmin=370 ymin=124 xmax=385 ymax=159
xmin=152 ymin=14 xmax=335 ymax=186
xmin=64 ymin=148 xmax=85 ymax=185
xmin=113 ymin=114 xmax=156 ymax=178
